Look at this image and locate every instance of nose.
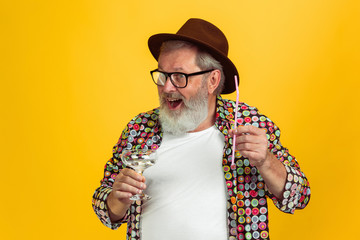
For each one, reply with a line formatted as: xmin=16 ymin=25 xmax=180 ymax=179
xmin=161 ymin=76 xmax=177 ymax=92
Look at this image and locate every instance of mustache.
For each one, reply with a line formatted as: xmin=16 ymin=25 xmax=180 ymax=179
xmin=160 ymin=92 xmax=185 ymax=101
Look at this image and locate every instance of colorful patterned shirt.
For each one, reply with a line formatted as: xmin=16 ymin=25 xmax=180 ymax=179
xmin=92 ymin=95 xmax=311 ymax=240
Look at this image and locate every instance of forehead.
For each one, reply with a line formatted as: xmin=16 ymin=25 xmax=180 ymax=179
xmin=158 ymin=46 xmax=200 ymax=71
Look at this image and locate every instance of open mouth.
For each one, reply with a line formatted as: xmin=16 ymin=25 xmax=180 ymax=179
xmin=167 ymin=98 xmax=183 ymax=110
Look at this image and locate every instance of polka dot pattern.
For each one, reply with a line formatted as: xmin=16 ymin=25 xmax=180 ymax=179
xmin=92 ymin=95 xmax=311 ymax=239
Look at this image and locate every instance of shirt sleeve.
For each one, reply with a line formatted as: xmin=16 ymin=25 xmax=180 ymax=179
xmin=92 ymin=185 xmax=129 ymax=229
xmin=264 ymin=121 xmax=311 ymax=214
xmin=92 ymin=125 xmax=131 ymax=229
xmin=92 ymin=109 xmax=160 ymax=230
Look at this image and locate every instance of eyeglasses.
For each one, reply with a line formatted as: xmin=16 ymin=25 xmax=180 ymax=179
xmin=150 ymin=69 xmax=214 ymax=88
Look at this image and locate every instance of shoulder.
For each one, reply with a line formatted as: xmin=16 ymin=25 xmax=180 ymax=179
xmin=128 ymin=108 xmax=160 ymax=125
xmin=217 ymin=95 xmax=276 ymax=127
xmin=116 ymin=108 xmax=161 ymax=151
xmin=122 ymin=108 xmax=161 ymax=135
xmin=217 ymin=96 xmax=257 ymax=112
xmin=216 ymin=95 xmax=260 ymax=119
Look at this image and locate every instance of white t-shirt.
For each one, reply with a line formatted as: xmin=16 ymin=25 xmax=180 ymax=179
xmin=141 ymin=126 xmax=228 ymax=240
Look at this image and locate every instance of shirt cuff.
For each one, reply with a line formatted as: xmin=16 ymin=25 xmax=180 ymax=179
xmin=92 ymin=186 xmax=129 ymax=229
xmin=269 ymin=165 xmax=311 ymax=214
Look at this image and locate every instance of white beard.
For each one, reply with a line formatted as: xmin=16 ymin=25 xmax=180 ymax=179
xmin=159 ymin=84 xmax=209 ymax=135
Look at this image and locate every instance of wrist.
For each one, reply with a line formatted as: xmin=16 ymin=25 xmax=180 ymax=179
xmin=106 ymin=192 xmax=131 ymax=223
xmin=256 ymin=151 xmax=273 ymax=172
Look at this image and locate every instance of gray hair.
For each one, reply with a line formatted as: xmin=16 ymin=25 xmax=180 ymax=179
xmin=160 ymin=40 xmax=225 ymax=95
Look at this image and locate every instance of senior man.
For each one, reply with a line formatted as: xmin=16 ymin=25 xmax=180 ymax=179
xmin=92 ymin=18 xmax=311 ymax=240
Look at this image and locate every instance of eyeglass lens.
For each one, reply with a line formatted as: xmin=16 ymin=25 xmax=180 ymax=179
xmin=152 ymin=71 xmax=187 ymax=87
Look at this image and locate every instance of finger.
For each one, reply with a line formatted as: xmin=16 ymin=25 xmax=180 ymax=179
xmin=233 ymin=125 xmax=264 ymax=136
xmin=115 ymin=174 xmax=147 ymax=191
xmin=113 ymin=181 xmax=144 ymax=197
xmin=120 ymin=168 xmax=145 ymax=182
xmin=238 ymin=150 xmax=260 ymax=162
xmin=110 ymin=189 xmax=134 ymax=201
xmin=236 ymin=134 xmax=260 ymax=144
xmin=236 ymin=142 xmax=259 ymax=152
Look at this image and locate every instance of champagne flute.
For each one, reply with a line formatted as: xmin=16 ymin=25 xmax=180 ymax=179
xmin=120 ymin=148 xmax=157 ymax=200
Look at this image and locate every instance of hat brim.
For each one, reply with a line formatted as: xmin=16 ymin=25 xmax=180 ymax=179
xmin=148 ymin=33 xmax=239 ymax=94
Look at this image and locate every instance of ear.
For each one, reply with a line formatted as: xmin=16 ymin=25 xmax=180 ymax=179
xmin=207 ymin=70 xmax=221 ymax=95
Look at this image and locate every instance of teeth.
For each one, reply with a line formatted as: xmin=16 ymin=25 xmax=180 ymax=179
xmin=168 ymin=98 xmax=180 ymax=102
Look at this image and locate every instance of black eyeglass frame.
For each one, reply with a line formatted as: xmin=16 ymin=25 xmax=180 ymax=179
xmin=150 ymin=69 xmax=214 ymax=88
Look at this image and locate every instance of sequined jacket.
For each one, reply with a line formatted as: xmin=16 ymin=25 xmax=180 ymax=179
xmin=92 ymin=95 xmax=311 ymax=240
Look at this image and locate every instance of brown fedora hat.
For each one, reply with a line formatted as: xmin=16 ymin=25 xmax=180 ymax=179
xmin=148 ymin=18 xmax=239 ymax=94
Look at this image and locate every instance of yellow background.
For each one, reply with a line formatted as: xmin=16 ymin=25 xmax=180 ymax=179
xmin=1 ymin=0 xmax=359 ymax=239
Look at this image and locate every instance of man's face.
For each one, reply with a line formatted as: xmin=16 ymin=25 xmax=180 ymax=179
xmin=157 ymin=46 xmax=210 ymax=135
xmin=157 ymin=46 xmax=206 ymax=108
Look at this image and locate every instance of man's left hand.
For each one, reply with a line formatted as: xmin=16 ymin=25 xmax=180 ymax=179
xmin=229 ymin=125 xmax=271 ymax=168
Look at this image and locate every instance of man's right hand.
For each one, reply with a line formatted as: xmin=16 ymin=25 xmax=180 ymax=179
xmin=106 ymin=168 xmax=146 ymax=222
